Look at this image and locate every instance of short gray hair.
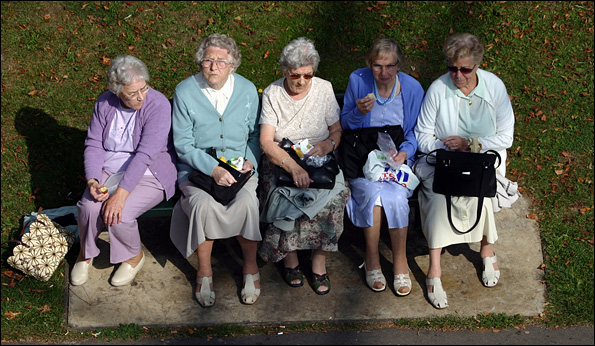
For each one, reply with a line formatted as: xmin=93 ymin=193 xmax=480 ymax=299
xmin=107 ymin=55 xmax=150 ymax=95
xmin=194 ymin=33 xmax=242 ymax=70
xmin=365 ymin=37 xmax=404 ymax=70
xmin=279 ymin=37 xmax=320 ymax=72
xmin=443 ymin=33 xmax=484 ymax=66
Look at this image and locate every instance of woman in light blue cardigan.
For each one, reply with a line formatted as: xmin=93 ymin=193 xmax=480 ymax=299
xmin=169 ymin=34 xmax=262 ymax=308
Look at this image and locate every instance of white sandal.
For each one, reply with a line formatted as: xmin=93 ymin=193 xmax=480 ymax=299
xmin=359 ymin=261 xmax=386 ymax=292
xmin=195 ymin=276 xmax=215 ymax=308
xmin=426 ymin=277 xmax=448 ymax=309
xmin=482 ymin=255 xmax=500 ymax=287
xmin=393 ymin=270 xmax=412 ymax=296
xmin=241 ymin=272 xmax=260 ymax=305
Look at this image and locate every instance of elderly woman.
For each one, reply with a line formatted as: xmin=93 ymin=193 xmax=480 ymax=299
xmin=169 ymin=34 xmax=262 ymax=307
xmin=71 ymin=55 xmax=177 ymax=287
xmin=340 ymin=38 xmax=424 ymax=296
xmin=414 ymin=33 xmax=515 ymax=309
xmin=258 ymin=37 xmax=349 ymax=295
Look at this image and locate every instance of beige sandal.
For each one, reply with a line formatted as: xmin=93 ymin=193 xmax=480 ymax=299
xmin=482 ymin=255 xmax=500 ymax=287
xmin=426 ymin=277 xmax=448 ymax=309
xmin=241 ymin=272 xmax=260 ymax=305
xmin=195 ymin=276 xmax=215 ymax=308
xmin=393 ymin=270 xmax=412 ymax=296
xmin=359 ymin=261 xmax=386 ymax=292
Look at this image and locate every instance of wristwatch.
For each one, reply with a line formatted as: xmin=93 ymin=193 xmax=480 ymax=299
xmin=328 ymin=138 xmax=336 ymax=151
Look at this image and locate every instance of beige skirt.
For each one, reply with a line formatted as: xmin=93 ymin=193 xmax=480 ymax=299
xmin=169 ymin=176 xmax=262 ymax=258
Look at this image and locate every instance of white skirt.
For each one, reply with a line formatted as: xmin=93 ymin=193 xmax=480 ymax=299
xmin=415 ymin=159 xmax=498 ymax=249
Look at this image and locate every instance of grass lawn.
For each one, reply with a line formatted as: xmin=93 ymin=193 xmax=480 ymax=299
xmin=1 ymin=1 xmax=593 ymax=343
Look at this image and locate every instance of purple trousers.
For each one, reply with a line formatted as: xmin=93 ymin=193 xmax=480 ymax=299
xmin=77 ymin=171 xmax=165 ymax=264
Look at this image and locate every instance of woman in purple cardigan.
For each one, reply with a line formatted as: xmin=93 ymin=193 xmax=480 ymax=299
xmin=71 ymin=55 xmax=177 ymax=287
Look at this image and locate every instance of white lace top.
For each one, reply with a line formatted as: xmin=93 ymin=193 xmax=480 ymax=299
xmin=259 ymin=77 xmax=340 ymax=145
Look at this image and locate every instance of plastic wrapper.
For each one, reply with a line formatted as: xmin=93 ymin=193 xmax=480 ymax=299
xmin=292 ymin=139 xmax=312 ymax=159
xmin=305 ymin=154 xmax=332 ymax=168
xmin=376 ymin=132 xmax=400 ymax=169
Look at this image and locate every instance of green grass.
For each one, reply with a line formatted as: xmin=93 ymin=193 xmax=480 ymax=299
xmin=2 ymin=0 xmax=593 ymax=343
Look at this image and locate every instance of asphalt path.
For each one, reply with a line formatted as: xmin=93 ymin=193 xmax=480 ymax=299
xmin=6 ymin=325 xmax=592 ymax=345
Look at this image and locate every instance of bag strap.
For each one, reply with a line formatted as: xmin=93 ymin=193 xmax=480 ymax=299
xmin=445 ymin=195 xmax=485 ymax=234
xmin=443 ymin=151 xmax=489 ymax=234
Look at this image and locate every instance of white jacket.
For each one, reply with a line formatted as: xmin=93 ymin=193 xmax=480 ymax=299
xmin=415 ymin=69 xmax=515 ymax=176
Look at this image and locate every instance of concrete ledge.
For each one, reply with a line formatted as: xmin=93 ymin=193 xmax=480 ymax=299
xmin=67 ymin=195 xmax=545 ymax=329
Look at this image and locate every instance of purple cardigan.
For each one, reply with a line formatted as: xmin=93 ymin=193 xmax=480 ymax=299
xmin=84 ymin=88 xmax=178 ymax=200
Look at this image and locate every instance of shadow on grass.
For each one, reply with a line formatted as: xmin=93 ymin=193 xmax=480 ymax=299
xmin=14 ymin=107 xmax=87 ymax=213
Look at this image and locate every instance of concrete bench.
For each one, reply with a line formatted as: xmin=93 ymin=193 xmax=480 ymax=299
xmin=140 ymin=92 xmax=420 ymax=219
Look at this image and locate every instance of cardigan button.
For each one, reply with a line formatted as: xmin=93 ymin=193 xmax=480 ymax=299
xmin=219 ymin=117 xmax=223 ymax=122
xmin=220 ymin=135 xmax=224 ymax=138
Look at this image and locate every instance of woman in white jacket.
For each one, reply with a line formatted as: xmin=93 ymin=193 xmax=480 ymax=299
xmin=414 ymin=33 xmax=515 ymax=309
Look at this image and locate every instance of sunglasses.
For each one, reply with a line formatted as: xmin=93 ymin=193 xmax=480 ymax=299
xmin=288 ymin=73 xmax=314 ymax=80
xmin=446 ymin=65 xmax=477 ymax=74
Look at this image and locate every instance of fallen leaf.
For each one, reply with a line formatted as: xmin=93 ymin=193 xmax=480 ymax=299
xmin=38 ymin=305 xmax=51 ymax=314
xmin=263 ymin=50 xmax=270 ymax=59
xmin=5 ymin=311 xmax=21 ymax=320
xmin=43 ymin=14 xmax=51 ymax=20
xmin=28 ymin=90 xmax=38 ymax=96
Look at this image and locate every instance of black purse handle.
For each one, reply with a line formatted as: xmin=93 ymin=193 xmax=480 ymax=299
xmin=425 ymin=148 xmax=501 ymax=234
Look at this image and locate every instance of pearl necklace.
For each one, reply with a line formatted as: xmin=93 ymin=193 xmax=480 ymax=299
xmin=373 ymin=76 xmax=399 ymax=106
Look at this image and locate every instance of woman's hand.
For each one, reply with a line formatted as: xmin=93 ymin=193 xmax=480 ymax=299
xmin=392 ymin=151 xmax=407 ymax=167
xmin=356 ymin=96 xmax=375 ymax=114
xmin=308 ymin=141 xmax=332 ymax=158
xmin=290 ymin=164 xmax=313 ymax=188
xmin=212 ymin=166 xmax=237 ymax=187
xmin=443 ymin=136 xmax=470 ymax=152
xmin=101 ymin=187 xmax=129 ymax=226
xmin=238 ymin=159 xmax=254 ymax=174
xmin=88 ymin=179 xmax=109 ymax=202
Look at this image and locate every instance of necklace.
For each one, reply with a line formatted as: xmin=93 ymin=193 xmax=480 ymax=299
xmin=374 ymin=76 xmax=398 ymax=106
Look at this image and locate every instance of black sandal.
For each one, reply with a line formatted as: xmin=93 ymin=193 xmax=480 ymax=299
xmin=284 ymin=265 xmax=304 ymax=287
xmin=312 ymin=272 xmax=331 ymax=295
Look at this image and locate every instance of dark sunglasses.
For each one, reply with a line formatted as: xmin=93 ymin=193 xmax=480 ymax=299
xmin=288 ymin=73 xmax=314 ymax=80
xmin=446 ymin=65 xmax=477 ymax=74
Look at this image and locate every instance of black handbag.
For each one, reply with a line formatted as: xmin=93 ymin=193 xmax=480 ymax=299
xmin=275 ymin=138 xmax=339 ymax=189
xmin=339 ymin=125 xmax=404 ymax=179
xmin=427 ymin=149 xmax=501 ymax=234
xmin=188 ymin=148 xmax=254 ymax=206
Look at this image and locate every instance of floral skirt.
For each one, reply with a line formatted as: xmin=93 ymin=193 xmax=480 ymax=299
xmin=257 ymin=156 xmax=350 ymax=263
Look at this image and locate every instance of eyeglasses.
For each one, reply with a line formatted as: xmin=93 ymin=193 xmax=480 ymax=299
xmin=371 ymin=63 xmax=398 ymax=72
xmin=446 ymin=65 xmax=477 ymax=74
xmin=288 ymin=73 xmax=314 ymax=80
xmin=201 ymin=58 xmax=232 ymax=69
xmin=123 ymin=84 xmax=149 ymax=100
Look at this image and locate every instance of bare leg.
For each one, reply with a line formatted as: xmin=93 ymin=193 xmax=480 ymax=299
xmin=388 ymin=227 xmax=408 ymax=274
xmin=480 ymin=236 xmax=499 ymax=270
xmin=363 ymin=206 xmax=385 ymax=291
xmin=196 ymin=239 xmax=214 ymax=292
xmin=237 ymin=236 xmax=259 ymax=277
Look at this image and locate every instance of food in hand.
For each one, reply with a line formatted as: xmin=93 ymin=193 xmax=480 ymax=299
xmin=367 ymin=93 xmax=376 ymax=101
xmin=99 ymin=186 xmax=108 ymax=194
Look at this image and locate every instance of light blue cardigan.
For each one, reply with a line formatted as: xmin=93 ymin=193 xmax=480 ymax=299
xmin=172 ymin=73 xmax=261 ymax=183
xmin=340 ymin=69 xmax=424 ymax=163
